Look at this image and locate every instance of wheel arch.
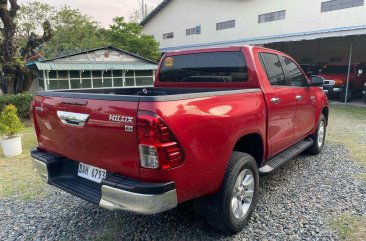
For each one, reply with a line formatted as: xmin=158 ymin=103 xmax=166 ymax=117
xmin=233 ymin=133 xmax=264 ymax=168
xmin=322 ymin=106 xmax=329 ymax=126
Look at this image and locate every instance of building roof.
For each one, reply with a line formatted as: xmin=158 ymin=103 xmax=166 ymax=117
xmin=34 ymin=62 xmax=157 ymax=71
xmin=44 ymin=46 xmax=158 ymax=64
xmin=27 ymin=46 xmax=159 ymax=70
xmin=140 ymin=0 xmax=172 ymax=26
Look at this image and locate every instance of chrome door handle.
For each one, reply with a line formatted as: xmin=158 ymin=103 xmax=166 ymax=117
xmin=57 ymin=111 xmax=89 ymax=127
xmin=271 ymin=97 xmax=281 ymax=104
xmin=295 ymin=95 xmax=303 ymax=101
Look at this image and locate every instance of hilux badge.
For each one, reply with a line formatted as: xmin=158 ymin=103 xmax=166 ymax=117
xmin=109 ymin=115 xmax=134 ymax=123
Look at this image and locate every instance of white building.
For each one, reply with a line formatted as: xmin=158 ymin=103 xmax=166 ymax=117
xmin=141 ymin=0 xmax=366 ymax=63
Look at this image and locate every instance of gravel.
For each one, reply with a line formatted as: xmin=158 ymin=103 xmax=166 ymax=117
xmin=1 ymin=143 xmax=365 ymax=241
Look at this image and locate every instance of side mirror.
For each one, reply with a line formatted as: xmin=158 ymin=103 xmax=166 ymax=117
xmin=310 ymin=75 xmax=324 ymax=87
xmin=358 ymin=69 xmax=364 ymax=77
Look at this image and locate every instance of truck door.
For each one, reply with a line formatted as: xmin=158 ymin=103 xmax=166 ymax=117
xmin=279 ymin=56 xmax=316 ymax=142
xmin=259 ymin=53 xmax=296 ymax=157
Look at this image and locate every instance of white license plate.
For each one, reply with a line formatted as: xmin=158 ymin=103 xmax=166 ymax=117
xmin=78 ymin=163 xmax=106 ymax=183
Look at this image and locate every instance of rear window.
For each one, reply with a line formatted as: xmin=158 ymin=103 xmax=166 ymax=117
xmin=158 ymin=52 xmax=248 ymax=83
xmin=321 ymin=65 xmax=349 ymax=74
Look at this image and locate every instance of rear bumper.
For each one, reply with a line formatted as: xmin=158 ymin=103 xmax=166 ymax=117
xmin=31 ymin=149 xmax=177 ymax=215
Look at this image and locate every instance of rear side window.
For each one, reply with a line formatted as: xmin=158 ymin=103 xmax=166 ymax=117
xmin=280 ymin=56 xmax=308 ymax=87
xmin=260 ymin=53 xmax=286 ymax=86
xmin=158 ymin=52 xmax=248 ymax=83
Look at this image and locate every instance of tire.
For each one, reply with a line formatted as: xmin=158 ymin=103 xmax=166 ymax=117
xmin=305 ymin=114 xmax=326 ymax=155
xmin=338 ymin=89 xmax=352 ymax=102
xmin=193 ymin=152 xmax=259 ymax=233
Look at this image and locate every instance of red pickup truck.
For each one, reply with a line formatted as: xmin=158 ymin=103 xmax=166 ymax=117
xmin=31 ymin=46 xmax=328 ymax=233
xmin=319 ymin=63 xmax=366 ymax=101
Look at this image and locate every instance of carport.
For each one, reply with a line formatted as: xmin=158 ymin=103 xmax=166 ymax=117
xmin=264 ymin=34 xmax=366 ymax=103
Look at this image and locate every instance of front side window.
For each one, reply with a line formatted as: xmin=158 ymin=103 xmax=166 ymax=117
xmin=159 ymin=52 xmax=248 ymax=83
xmin=260 ymin=53 xmax=286 ymax=86
xmin=280 ymin=56 xmax=308 ymax=87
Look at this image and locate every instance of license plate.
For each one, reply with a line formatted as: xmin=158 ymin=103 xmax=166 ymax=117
xmin=78 ymin=162 xmax=106 ymax=183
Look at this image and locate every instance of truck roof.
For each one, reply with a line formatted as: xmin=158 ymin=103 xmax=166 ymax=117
xmin=165 ymin=45 xmax=290 ymax=59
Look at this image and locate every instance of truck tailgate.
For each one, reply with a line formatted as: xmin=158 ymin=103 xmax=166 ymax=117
xmin=32 ymin=96 xmax=140 ymax=179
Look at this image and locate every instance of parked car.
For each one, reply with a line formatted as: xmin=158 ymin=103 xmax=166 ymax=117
xmin=300 ymin=64 xmax=324 ymax=77
xmin=31 ymin=46 xmax=329 ymax=233
xmin=319 ymin=63 xmax=366 ymax=102
xmin=363 ymin=82 xmax=366 ymax=103
xmin=306 ymin=64 xmax=325 ymax=76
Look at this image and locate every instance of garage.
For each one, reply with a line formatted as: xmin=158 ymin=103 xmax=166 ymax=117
xmin=265 ymin=34 xmax=366 ymax=103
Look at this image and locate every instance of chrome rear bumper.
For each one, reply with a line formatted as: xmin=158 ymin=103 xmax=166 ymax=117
xmin=99 ymin=186 xmax=177 ymax=215
xmin=32 ymin=158 xmax=48 ymax=183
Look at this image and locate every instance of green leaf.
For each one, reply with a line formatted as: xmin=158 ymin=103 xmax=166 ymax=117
xmin=0 ymin=105 xmax=24 ymax=138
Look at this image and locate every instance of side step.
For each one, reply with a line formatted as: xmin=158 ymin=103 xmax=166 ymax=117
xmin=259 ymin=138 xmax=313 ymax=175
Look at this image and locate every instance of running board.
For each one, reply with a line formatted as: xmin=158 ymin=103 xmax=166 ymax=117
xmin=259 ymin=138 xmax=313 ymax=175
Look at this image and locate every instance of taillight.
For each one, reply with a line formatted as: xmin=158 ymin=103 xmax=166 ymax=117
xmin=31 ymin=100 xmax=41 ymax=140
xmin=138 ymin=111 xmax=184 ymax=170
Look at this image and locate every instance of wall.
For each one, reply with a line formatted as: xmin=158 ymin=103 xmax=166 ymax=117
xmin=142 ymin=0 xmax=366 ymax=51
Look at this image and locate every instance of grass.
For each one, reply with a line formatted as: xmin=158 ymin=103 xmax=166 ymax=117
xmin=327 ymin=104 xmax=366 ymax=241
xmin=327 ymin=105 xmax=366 ymax=167
xmin=0 ymin=122 xmax=47 ymax=200
xmin=330 ymin=214 xmax=366 ymax=241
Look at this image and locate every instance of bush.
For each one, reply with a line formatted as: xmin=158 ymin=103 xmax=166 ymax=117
xmin=0 ymin=94 xmax=33 ymax=119
xmin=0 ymin=104 xmax=24 ymax=138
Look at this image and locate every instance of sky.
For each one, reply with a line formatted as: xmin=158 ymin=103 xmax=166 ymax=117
xmin=18 ymin=0 xmax=161 ymax=27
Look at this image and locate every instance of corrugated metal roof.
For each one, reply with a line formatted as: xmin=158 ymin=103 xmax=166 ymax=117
xmin=35 ymin=62 xmax=158 ymax=71
xmin=44 ymin=46 xmax=158 ymax=64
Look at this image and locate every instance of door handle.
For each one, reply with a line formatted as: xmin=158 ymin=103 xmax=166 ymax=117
xmin=270 ymin=97 xmax=281 ymax=104
xmin=295 ymin=95 xmax=303 ymax=101
xmin=57 ymin=111 xmax=89 ymax=127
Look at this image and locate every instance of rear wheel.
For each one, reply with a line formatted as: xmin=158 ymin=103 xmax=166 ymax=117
xmin=194 ymin=152 xmax=259 ymax=233
xmin=306 ymin=114 xmax=326 ymax=155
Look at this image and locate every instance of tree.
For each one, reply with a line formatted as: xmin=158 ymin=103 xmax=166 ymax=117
xmin=46 ymin=6 xmax=108 ymax=58
xmin=16 ymin=1 xmax=55 ymax=39
xmin=129 ymin=0 xmax=162 ymax=22
xmin=107 ymin=17 xmax=160 ymax=61
xmin=0 ymin=0 xmax=53 ymax=94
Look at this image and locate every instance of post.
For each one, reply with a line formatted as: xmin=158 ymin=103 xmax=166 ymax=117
xmin=142 ymin=0 xmax=145 ymax=18
xmin=43 ymin=70 xmax=47 ymax=91
xmin=345 ymin=44 xmax=352 ymax=104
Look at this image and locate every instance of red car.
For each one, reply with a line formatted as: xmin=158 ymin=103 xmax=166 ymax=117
xmin=31 ymin=46 xmax=328 ymax=233
xmin=319 ymin=63 xmax=366 ymax=101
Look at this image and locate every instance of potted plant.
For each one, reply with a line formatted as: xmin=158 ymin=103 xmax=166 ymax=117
xmin=0 ymin=104 xmax=24 ymax=157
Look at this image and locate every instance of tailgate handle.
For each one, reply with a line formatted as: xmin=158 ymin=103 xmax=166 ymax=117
xmin=57 ymin=111 xmax=89 ymax=127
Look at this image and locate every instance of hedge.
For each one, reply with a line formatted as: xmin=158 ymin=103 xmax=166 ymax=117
xmin=0 ymin=94 xmax=33 ymax=119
